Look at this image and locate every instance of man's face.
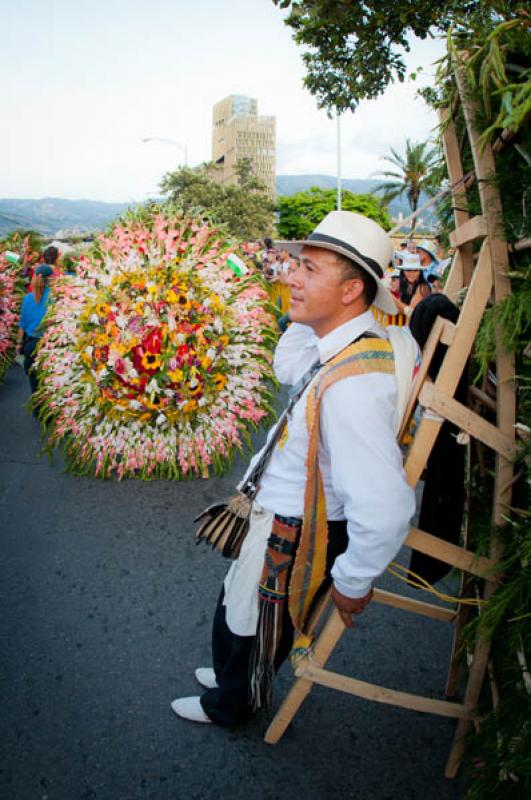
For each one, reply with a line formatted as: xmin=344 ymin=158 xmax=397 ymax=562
xmin=287 ymin=246 xmax=364 ymax=337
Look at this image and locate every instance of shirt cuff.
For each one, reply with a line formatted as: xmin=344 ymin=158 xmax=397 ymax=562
xmin=332 ymin=576 xmax=372 ymax=599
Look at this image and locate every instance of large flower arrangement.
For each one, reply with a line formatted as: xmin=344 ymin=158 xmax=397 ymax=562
xmin=0 ymin=253 xmax=24 ymax=383
xmin=35 ymin=208 xmax=277 ymax=479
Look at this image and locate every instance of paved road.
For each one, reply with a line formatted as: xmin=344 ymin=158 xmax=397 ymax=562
xmin=1 ymin=365 xmax=462 ymax=800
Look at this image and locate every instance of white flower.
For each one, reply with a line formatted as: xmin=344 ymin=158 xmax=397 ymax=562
xmin=213 ymin=318 xmax=224 ymax=334
xmin=129 ymin=400 xmax=142 ymax=410
xmin=156 ymin=414 xmax=166 ymax=426
xmin=147 ymin=378 xmax=161 ymax=394
xmin=90 ymin=314 xmax=99 ymax=324
xmin=116 ymin=315 xmax=128 ymax=329
xmin=207 ymin=348 xmax=217 ymax=361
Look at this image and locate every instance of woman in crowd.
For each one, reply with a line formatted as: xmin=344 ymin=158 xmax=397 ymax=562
xmin=393 ymin=251 xmax=431 ymax=321
xmin=16 ymin=264 xmax=53 ymax=394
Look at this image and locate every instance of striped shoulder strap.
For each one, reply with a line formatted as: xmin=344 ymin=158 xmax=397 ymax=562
xmin=288 ymin=336 xmax=396 ymax=636
xmin=305 ymin=336 xmax=395 ymax=428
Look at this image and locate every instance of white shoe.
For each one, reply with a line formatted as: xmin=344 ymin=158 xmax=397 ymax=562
xmin=170 ymin=696 xmax=212 ymax=724
xmin=195 ymin=667 xmax=218 ymax=690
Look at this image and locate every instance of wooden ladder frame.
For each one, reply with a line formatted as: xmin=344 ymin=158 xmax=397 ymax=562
xmin=263 ymin=56 xmax=516 ymax=779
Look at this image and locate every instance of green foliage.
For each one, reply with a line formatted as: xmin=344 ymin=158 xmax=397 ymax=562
xmin=159 ymin=158 xmax=275 ymax=241
xmin=276 ymin=187 xmax=390 ymax=239
xmin=420 ymin=11 xmax=531 ymax=796
xmin=373 ymin=139 xmax=440 ymax=231
xmin=272 ymin=1 xmax=523 ymax=114
xmin=460 ymin=504 xmax=531 ymax=799
xmin=461 ymin=17 xmax=531 ymax=149
xmin=474 ymin=286 xmax=531 ymax=381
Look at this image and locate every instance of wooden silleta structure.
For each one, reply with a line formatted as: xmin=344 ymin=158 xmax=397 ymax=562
xmin=264 ymin=56 xmax=517 ymax=778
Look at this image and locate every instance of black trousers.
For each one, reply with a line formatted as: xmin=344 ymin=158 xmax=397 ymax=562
xmin=200 ymin=520 xmax=348 ymax=728
xmin=22 ymin=335 xmax=40 ymax=394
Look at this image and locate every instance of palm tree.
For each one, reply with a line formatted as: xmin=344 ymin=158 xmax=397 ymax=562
xmin=374 ymin=139 xmax=439 ymax=233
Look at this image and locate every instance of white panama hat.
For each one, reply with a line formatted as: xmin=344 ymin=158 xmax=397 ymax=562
xmin=299 ymin=211 xmax=397 ymax=314
xmin=397 ymin=252 xmax=422 ymax=271
xmin=416 ymin=239 xmax=439 ymax=264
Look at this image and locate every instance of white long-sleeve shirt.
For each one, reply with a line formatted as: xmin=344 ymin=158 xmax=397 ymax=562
xmin=224 ymin=311 xmax=415 ymax=634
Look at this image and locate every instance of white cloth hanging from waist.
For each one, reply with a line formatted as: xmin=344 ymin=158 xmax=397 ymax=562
xmin=223 ymin=503 xmax=274 ymax=636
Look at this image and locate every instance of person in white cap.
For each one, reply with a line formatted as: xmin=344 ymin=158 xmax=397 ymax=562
xmin=394 ymin=251 xmax=431 ymax=320
xmin=171 ymin=211 xmax=416 ymax=728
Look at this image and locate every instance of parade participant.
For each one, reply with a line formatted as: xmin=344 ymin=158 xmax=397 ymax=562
xmin=171 ymin=211 xmax=416 ymax=727
xmin=392 ymin=250 xmax=404 ymax=267
xmin=260 ymin=237 xmax=273 ymax=263
xmin=427 ymin=273 xmax=444 ymax=293
xmin=16 ymin=264 xmax=53 ymax=394
xmin=388 ymin=268 xmax=401 ymax=300
xmin=394 ymin=252 xmax=431 ymax=321
xmin=416 ymin=239 xmax=440 ymax=280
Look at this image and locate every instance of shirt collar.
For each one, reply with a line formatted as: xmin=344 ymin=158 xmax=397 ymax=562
xmin=317 ymin=310 xmax=382 ymax=364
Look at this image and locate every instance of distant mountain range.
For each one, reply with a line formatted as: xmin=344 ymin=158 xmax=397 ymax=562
xmin=0 ymin=197 xmax=131 ymax=237
xmin=0 ymin=177 xmax=435 ymax=237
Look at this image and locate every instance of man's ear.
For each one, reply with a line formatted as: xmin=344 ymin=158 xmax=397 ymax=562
xmin=341 ymin=278 xmax=365 ymax=306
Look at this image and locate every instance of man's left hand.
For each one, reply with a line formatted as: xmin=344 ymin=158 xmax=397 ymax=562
xmin=331 ymin=585 xmax=373 ymax=629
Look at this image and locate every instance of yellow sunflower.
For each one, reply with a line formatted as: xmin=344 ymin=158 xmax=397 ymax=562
xmin=175 ymin=293 xmax=191 ymax=312
xmin=168 ymin=368 xmax=184 ymax=383
xmin=212 ymin=373 xmax=227 ymax=391
xmin=188 ymin=381 xmax=203 ymax=398
xmin=141 ymin=352 xmax=162 ymax=370
xmin=142 ymin=395 xmax=163 ymax=410
xmin=183 ymin=399 xmax=198 ymax=414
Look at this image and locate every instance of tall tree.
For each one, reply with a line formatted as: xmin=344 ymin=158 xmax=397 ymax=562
xmin=373 ymin=139 xmax=439 ymax=232
xmin=277 ymin=188 xmax=390 ymax=239
xmin=272 ymin=1 xmax=522 ymax=113
xmin=159 ymin=158 xmax=275 ymax=240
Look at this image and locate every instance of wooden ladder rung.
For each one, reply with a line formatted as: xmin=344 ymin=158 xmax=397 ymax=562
xmin=294 ymin=659 xmax=475 ymax=721
xmin=450 ymin=215 xmax=487 ymax=247
xmin=373 ymin=588 xmax=456 ymax=623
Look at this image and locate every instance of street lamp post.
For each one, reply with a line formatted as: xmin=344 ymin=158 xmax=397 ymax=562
xmin=336 ymin=112 xmax=342 ymax=211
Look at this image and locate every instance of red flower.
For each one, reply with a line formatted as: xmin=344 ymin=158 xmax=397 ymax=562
xmin=142 ymin=328 xmax=163 ymax=353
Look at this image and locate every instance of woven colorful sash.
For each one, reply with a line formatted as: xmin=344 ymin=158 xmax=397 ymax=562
xmin=250 ymin=336 xmax=395 ymax=708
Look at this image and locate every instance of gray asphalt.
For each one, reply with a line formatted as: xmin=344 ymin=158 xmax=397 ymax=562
xmin=1 ymin=364 xmax=462 ymax=800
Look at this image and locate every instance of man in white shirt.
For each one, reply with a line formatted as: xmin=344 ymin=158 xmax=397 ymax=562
xmin=171 ymin=211 xmax=416 ymax=727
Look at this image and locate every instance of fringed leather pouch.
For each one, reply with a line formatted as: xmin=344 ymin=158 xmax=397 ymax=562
xmin=194 ymin=358 xmax=322 ymax=559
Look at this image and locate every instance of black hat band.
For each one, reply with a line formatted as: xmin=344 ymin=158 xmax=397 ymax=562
xmin=306 ymin=232 xmax=384 ymax=278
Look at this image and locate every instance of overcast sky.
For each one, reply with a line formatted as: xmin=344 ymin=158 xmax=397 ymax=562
xmin=2 ymin=0 xmax=446 ymax=202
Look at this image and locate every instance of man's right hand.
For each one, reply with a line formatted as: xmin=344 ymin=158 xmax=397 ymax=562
xmin=331 ymin=585 xmax=373 ymax=629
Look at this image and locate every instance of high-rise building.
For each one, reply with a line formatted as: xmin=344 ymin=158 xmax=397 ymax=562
xmin=212 ymin=95 xmax=276 ymax=198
